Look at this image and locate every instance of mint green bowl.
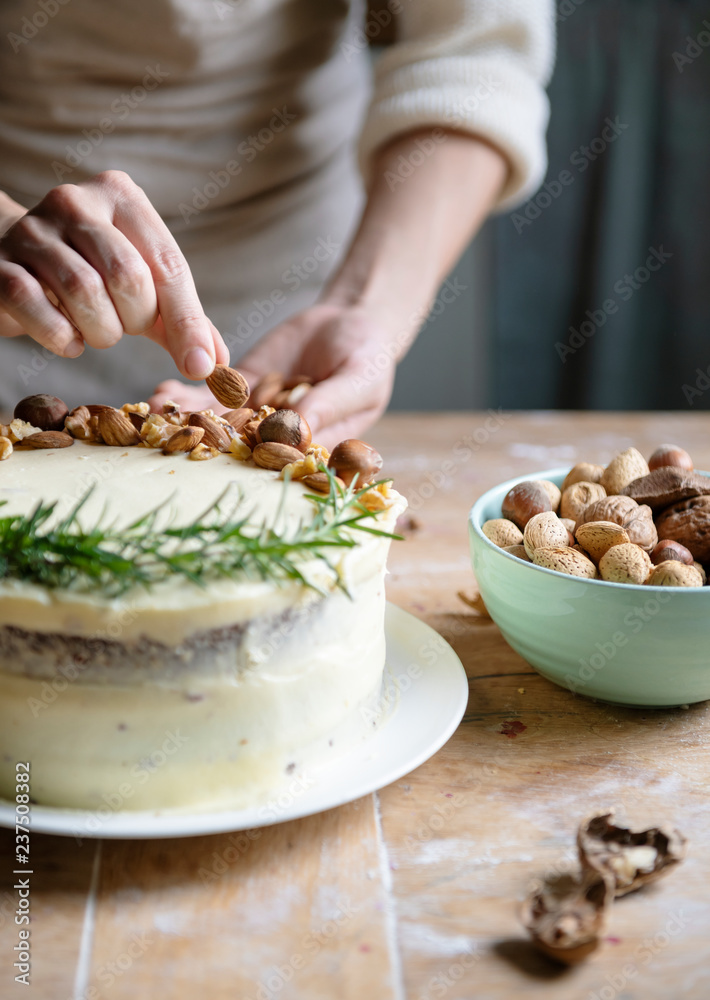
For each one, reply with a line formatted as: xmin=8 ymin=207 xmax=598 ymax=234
xmin=469 ymin=468 xmax=710 ymax=707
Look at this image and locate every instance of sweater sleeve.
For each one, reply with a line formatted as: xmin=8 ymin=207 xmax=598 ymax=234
xmin=357 ymin=0 xmax=555 ymax=211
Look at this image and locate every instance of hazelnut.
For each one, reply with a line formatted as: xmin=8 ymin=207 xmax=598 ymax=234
xmin=575 ymin=521 xmax=630 ymax=564
xmin=256 ymin=409 xmax=312 ymax=453
xmin=524 ymin=511 xmax=570 ymax=558
xmin=560 ymin=481 xmax=607 ymax=521
xmin=648 ymin=444 xmax=693 ymax=473
xmin=600 ymin=448 xmax=650 ymax=495
xmin=646 ymin=562 xmax=704 ymax=587
xmin=532 ymin=547 xmax=597 ymax=579
xmin=328 ymin=440 xmax=383 ymax=488
xmin=501 ymin=481 xmax=552 ymax=530
xmin=561 ymin=462 xmax=605 ymax=491
xmin=482 ymin=518 xmax=524 ymax=548
xmin=14 ymin=393 xmax=69 ymax=432
xmin=599 ymin=543 xmax=652 ymax=585
xmin=650 ymin=539 xmax=694 ymax=566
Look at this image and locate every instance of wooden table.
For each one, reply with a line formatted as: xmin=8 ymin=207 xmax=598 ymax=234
xmin=1 ymin=412 xmax=709 ymax=1000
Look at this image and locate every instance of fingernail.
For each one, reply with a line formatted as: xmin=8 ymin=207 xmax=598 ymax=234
xmin=184 ymin=347 xmax=213 ymax=379
xmin=64 ymin=338 xmax=84 ymax=359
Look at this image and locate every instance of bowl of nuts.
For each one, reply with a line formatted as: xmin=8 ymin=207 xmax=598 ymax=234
xmin=469 ymin=445 xmax=710 ymax=707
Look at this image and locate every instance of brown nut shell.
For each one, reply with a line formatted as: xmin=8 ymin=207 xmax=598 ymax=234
xmin=561 ymin=462 xmax=605 ymax=492
xmin=598 ymin=543 xmax=652 ymax=585
xmin=520 ymin=871 xmax=613 ymax=966
xmin=482 ymin=518 xmax=524 ymax=548
xmin=256 ymin=409 xmax=312 ymax=453
xmin=560 ymin=481 xmax=607 ymax=521
xmin=532 ymin=546 xmax=597 ymax=578
xmin=655 ymin=495 xmax=710 ymax=562
xmin=577 ymin=810 xmax=687 ymax=897
xmin=650 ymin=539 xmax=694 ymax=566
xmin=600 ymin=447 xmax=650 ymax=495
xmin=14 ymin=393 xmax=69 ymax=432
xmin=575 ymin=521 xmax=630 ymax=564
xmin=621 ymin=468 xmax=710 ymax=512
xmin=648 ymin=444 xmax=693 ymax=472
xmin=501 ymin=481 xmax=552 ymax=530
xmin=328 ymin=440 xmax=383 ymax=488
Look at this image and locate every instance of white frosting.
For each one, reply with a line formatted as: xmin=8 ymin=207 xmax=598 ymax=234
xmin=0 ymin=440 xmax=406 ymax=810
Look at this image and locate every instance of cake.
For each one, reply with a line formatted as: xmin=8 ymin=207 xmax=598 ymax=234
xmin=0 ymin=387 xmax=405 ymax=812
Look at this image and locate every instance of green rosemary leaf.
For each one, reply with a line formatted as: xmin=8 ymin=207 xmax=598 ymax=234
xmin=0 ymin=468 xmax=399 ymax=597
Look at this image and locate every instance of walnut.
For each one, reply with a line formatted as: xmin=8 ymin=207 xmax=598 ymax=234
xmin=520 ymin=871 xmax=613 ymax=965
xmin=576 ymin=495 xmax=657 ymax=552
xmin=655 ymin=495 xmax=710 ymax=562
xmin=577 ymin=811 xmax=686 ymax=897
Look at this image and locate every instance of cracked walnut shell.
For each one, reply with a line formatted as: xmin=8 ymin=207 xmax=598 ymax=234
xmin=577 ymin=811 xmax=686 ymax=897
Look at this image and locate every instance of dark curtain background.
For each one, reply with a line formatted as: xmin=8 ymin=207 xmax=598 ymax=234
xmin=490 ymin=0 xmax=710 ymax=411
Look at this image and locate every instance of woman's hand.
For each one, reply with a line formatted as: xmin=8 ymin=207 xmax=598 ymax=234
xmin=0 ymin=171 xmax=228 ymax=378
xmin=150 ymin=303 xmax=396 ymax=447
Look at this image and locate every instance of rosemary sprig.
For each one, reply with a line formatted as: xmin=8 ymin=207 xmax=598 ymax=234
xmin=0 ymin=468 xmax=400 ymax=598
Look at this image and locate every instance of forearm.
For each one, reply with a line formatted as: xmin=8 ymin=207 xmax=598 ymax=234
xmin=324 ymin=129 xmax=507 ymax=352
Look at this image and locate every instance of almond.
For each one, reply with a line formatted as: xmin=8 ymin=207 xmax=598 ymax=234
xmin=532 ymin=546 xmax=598 ymax=578
xmin=20 ymin=430 xmax=74 ymax=449
xmin=482 ymin=518 xmax=524 ymax=548
xmin=302 ymin=472 xmax=345 ymax=494
xmin=162 ymin=426 xmax=205 ymax=454
xmin=600 ymin=447 xmax=650 ymax=495
xmin=97 ymin=408 xmax=141 ymax=446
xmin=188 ymin=412 xmax=231 ymax=452
xmin=575 ymin=521 xmax=630 ymax=564
xmin=523 ymin=511 xmax=570 ymax=558
xmin=206 ymin=365 xmax=250 ymax=409
xmin=646 ymin=562 xmax=704 ymax=587
xmin=253 ymin=441 xmax=303 ymax=471
xmin=599 ymin=543 xmax=652 ymax=585
xmin=222 ymin=407 xmax=254 ymax=433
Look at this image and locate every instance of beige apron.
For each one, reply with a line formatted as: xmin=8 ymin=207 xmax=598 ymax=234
xmin=0 ymin=0 xmax=369 ymax=408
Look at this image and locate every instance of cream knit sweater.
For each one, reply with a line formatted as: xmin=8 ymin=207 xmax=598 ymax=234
xmin=0 ymin=0 xmax=554 ymax=406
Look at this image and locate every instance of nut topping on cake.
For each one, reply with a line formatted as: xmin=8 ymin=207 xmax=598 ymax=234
xmin=21 ymin=430 xmax=75 ymax=449
xmin=206 ymin=364 xmax=250 ymax=409
xmin=162 ymin=426 xmax=205 ymax=454
xmin=188 ymin=412 xmax=232 ymax=452
xmin=253 ymin=441 xmax=303 ymax=470
xmin=97 ymin=408 xmax=141 ymax=447
xmin=14 ymin=393 xmax=69 ymax=432
xmin=328 ymin=440 xmax=383 ymax=488
xmin=256 ymin=409 xmax=312 ymax=453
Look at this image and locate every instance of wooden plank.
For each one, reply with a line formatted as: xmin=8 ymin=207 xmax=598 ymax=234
xmin=0 ymin=829 xmax=98 ymax=999
xmin=84 ymin=798 xmax=400 ymax=1000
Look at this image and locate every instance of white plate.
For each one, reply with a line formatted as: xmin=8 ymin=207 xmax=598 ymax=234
xmin=0 ymin=605 xmax=468 ymax=839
